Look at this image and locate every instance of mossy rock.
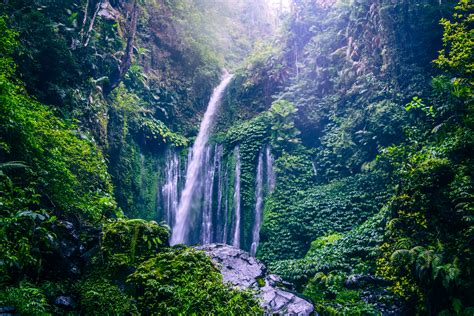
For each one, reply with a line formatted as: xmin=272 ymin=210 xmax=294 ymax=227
xmin=101 ymin=219 xmax=169 ymax=269
xmin=127 ymin=247 xmax=262 ymax=315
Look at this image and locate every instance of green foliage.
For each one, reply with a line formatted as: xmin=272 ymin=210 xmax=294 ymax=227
xmin=304 ymin=271 xmax=379 ymax=315
xmin=259 ymin=170 xmax=388 ymax=262
xmin=0 ymin=18 xmax=117 ymax=285
xmin=268 ymin=100 xmax=301 ymax=149
xmin=269 ymin=209 xmax=387 ymax=284
xmin=0 ymin=281 xmax=48 ymax=315
xmin=0 ymin=209 xmax=56 ymax=281
xmin=0 ymin=16 xmax=17 ymax=79
xmin=0 ymin=74 xmax=115 ymax=222
xmin=405 ymin=96 xmax=435 ymax=118
xmin=101 ymin=219 xmax=169 ymax=268
xmin=78 ymin=277 xmax=134 ymax=314
xmin=128 ymin=247 xmax=262 ymax=315
xmin=110 ymin=83 xmax=188 ymax=148
xmin=107 ymin=84 xmax=187 ymax=219
xmin=306 ymin=233 xmax=343 ymax=257
xmin=1 ymin=0 xmax=473 ymax=315
xmin=434 ymin=0 xmax=474 ymax=83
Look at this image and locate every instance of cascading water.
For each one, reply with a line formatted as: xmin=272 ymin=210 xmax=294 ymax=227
xmin=161 ymin=73 xmax=277 ymax=252
xmin=201 ymin=145 xmax=218 ymax=244
xmin=171 ymin=73 xmax=233 ymax=245
xmin=162 ymin=150 xmax=180 ymax=227
xmin=311 ymin=161 xmax=317 ymax=177
xmin=250 ymin=150 xmax=264 ymax=256
xmin=222 ymin=164 xmax=230 ymax=243
xmin=232 ymin=146 xmax=241 ymax=248
xmin=161 ymin=142 xmax=275 ymax=253
xmin=213 ymin=145 xmax=226 ymax=242
xmin=266 ymin=145 xmax=276 ymax=193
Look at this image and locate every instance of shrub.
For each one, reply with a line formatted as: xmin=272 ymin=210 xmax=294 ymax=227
xmin=127 ymin=247 xmax=262 ymax=314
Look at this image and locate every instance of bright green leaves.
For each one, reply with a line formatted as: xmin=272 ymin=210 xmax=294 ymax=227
xmin=78 ymin=277 xmax=135 ymax=314
xmin=0 ymin=16 xmax=18 ymax=79
xmin=0 ymin=209 xmax=57 ymax=280
xmin=405 ymin=97 xmax=435 ymax=118
xmin=269 ymin=100 xmax=301 ymax=148
xmin=0 ymin=92 xmax=115 ymax=221
xmin=434 ymin=0 xmax=474 ymax=80
xmin=110 ymin=83 xmax=188 ymax=148
xmin=0 ymin=281 xmax=49 ymax=315
xmin=434 ymin=0 xmax=473 ymax=103
xmin=303 ymin=271 xmax=378 ymax=315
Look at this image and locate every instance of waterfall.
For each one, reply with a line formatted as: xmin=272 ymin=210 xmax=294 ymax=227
xmin=162 ymin=150 xmax=180 ymax=227
xmin=311 ymin=161 xmax=317 ymax=177
xmin=161 ymin=142 xmax=275 ymax=251
xmin=171 ymin=73 xmax=233 ymax=245
xmin=215 ymin=145 xmax=225 ymax=242
xmin=250 ymin=150 xmax=264 ymax=256
xmin=266 ymin=146 xmax=276 ymax=193
xmin=222 ymin=165 xmax=230 ymax=243
xmin=232 ymin=147 xmax=241 ymax=248
xmin=201 ymin=145 xmax=218 ymax=244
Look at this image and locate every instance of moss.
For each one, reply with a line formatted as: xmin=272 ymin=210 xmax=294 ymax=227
xmin=127 ymin=247 xmax=262 ymax=315
xmin=256 ymin=277 xmax=266 ymax=287
xmin=101 ymin=219 xmax=169 ymax=269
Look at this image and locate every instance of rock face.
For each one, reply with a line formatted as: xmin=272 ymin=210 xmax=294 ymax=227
xmin=196 ymin=244 xmax=314 ymax=315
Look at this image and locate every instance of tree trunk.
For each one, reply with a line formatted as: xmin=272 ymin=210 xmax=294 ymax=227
xmin=106 ymin=0 xmax=139 ymax=94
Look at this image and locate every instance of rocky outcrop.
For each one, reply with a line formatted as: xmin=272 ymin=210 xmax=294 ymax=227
xmin=196 ymin=244 xmax=314 ymax=315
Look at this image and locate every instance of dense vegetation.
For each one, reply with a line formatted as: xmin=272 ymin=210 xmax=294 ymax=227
xmin=239 ymin=1 xmax=472 ymax=314
xmin=0 ymin=0 xmax=270 ymax=313
xmin=1 ymin=0 xmax=473 ymax=314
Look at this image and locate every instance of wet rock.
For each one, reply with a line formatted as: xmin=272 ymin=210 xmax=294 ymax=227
xmin=197 ymin=244 xmax=314 ymax=315
xmin=267 ymin=274 xmax=294 ymax=289
xmin=55 ymin=221 xmax=78 ymax=240
xmin=54 ymin=296 xmax=76 ymax=310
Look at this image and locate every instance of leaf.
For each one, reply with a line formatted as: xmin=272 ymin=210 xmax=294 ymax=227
xmin=452 ymin=298 xmax=462 ymax=314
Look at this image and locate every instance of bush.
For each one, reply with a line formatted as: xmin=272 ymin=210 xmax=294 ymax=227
xmin=101 ymin=219 xmax=169 ymax=269
xmin=127 ymin=247 xmax=262 ymax=314
xmin=78 ymin=277 xmax=135 ymax=314
xmin=0 ymin=281 xmax=48 ymax=315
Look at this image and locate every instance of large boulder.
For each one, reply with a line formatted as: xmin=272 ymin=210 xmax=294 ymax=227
xmin=197 ymin=244 xmax=314 ymax=315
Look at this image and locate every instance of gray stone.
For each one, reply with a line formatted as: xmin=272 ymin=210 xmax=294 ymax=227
xmin=197 ymin=244 xmax=314 ymax=315
xmin=345 ymin=274 xmax=389 ymax=288
xmin=98 ymin=0 xmax=121 ymax=20
xmin=54 ymin=296 xmax=76 ymax=310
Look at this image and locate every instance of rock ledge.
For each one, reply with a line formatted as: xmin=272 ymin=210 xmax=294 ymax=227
xmin=196 ymin=244 xmax=314 ymax=315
